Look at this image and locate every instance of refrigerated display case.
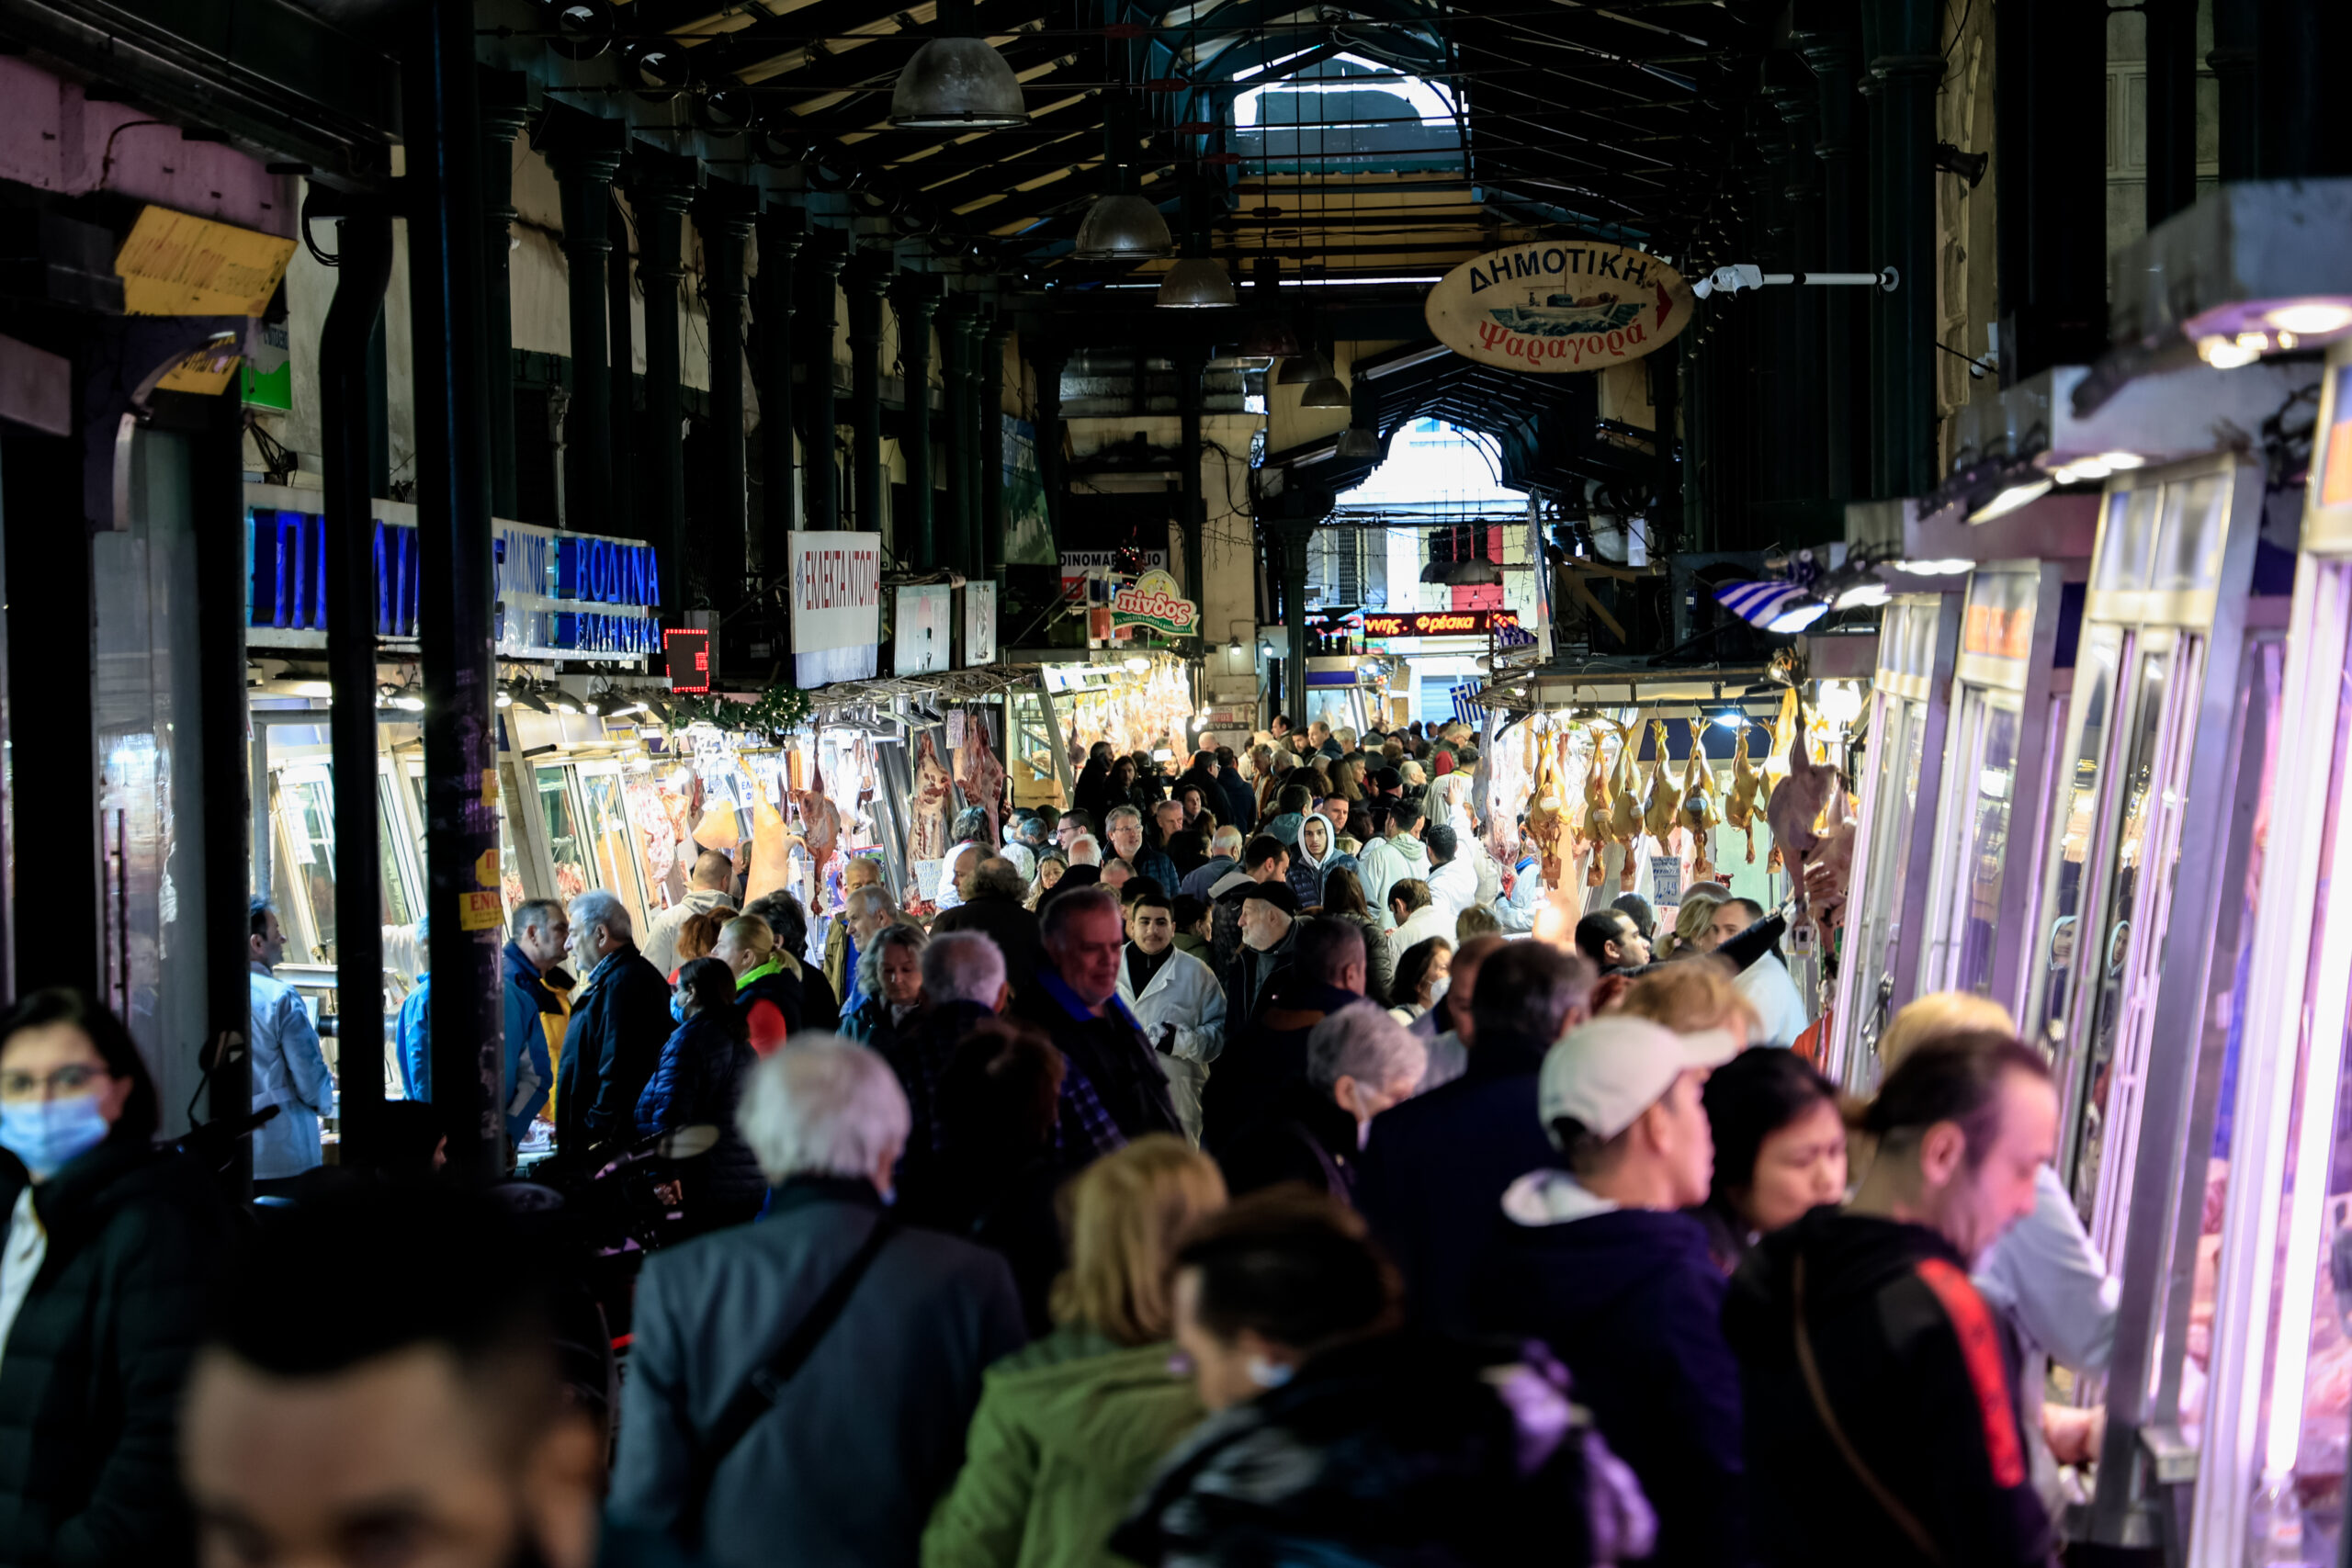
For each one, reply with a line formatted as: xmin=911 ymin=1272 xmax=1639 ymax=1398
xmin=1912 ymin=560 xmax=2084 ymax=1021
xmin=2188 ymin=347 xmax=2352 ymax=1566
xmin=2009 ymin=451 xmax=2283 ymax=1554
xmin=1826 ymin=591 xmax=1961 ymax=1092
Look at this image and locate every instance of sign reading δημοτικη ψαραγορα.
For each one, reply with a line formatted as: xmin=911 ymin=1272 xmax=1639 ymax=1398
xmin=1425 ymin=243 xmax=1695 ymax=374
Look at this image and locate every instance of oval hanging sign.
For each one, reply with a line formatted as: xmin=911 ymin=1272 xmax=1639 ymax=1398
xmin=1425 ymin=242 xmax=1695 ymax=373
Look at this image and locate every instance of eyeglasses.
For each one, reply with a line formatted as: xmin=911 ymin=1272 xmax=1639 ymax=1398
xmin=0 ymin=1064 xmax=108 ymax=1100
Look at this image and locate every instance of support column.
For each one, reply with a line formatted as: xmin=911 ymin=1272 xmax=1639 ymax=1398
xmin=605 ymin=191 xmax=637 ymax=546
xmin=960 ymin=307 xmax=988 ymax=567
xmin=1771 ymin=62 xmax=1826 ymax=504
xmin=405 ymin=0 xmax=503 ymax=1179
xmin=2210 ymin=0 xmax=2259 ymax=182
xmin=1872 ymin=6 xmax=1942 ymax=498
xmin=2256 ymin=0 xmax=2352 ymax=179
xmin=1798 ymin=23 xmax=1861 ymax=500
xmin=800 ymin=231 xmax=847 ymax=529
xmin=2146 ymin=0 xmax=2199 ymax=226
xmin=1272 ymin=514 xmax=1313 ymax=729
xmin=192 ymin=376 xmax=254 ymax=1195
xmin=1175 ymin=341 xmax=1205 ymax=616
xmin=479 ymin=73 xmax=529 ymax=520
xmin=626 ymin=152 xmax=699 ymax=610
xmin=322 ymin=197 xmax=394 ymax=1162
xmin=844 ymin=254 xmax=888 ymax=536
xmin=1994 ymin=0 xmax=2108 ymax=383
xmin=755 ymin=201 xmax=805 ymax=573
xmin=940 ymin=294 xmax=974 ymax=574
xmin=1031 ymin=342 xmax=1069 ymax=547
xmin=546 ymin=118 xmax=624 ymax=535
xmin=695 ymin=183 xmax=757 ymax=609
xmin=981 ymin=316 xmax=1009 ymax=589
xmin=893 ymin=273 xmax=939 ymax=567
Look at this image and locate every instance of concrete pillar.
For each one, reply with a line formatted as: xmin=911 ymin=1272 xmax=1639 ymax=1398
xmin=544 ymin=116 xmax=624 ymax=535
xmin=625 ymin=151 xmax=700 ymax=610
xmin=755 ymin=201 xmax=805 ymax=572
xmin=894 ymin=274 xmax=939 ymax=567
xmin=801 ymin=231 xmax=846 ymax=529
xmin=844 ymin=254 xmax=888 ymax=536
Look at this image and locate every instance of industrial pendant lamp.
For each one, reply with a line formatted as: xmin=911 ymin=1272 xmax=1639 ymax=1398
xmin=890 ymin=0 xmax=1028 ymax=129
xmin=1075 ymin=90 xmax=1171 ymax=261
xmin=1158 ymin=257 xmax=1235 ymax=308
xmin=1299 ymin=370 xmax=1350 ymax=408
xmin=1235 ymin=256 xmax=1298 ymax=354
xmin=1337 ymin=426 xmax=1378 ymax=457
xmin=1277 ymin=348 xmax=1331 ymax=386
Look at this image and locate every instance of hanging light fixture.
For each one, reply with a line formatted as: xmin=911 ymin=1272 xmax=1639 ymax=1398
xmin=1278 ymin=348 xmax=1331 ymax=386
xmin=1299 ymin=372 xmax=1350 ymax=408
xmin=1158 ymin=257 xmax=1235 ymax=308
xmin=889 ymin=0 xmax=1028 ymax=130
xmin=1074 ymin=85 xmax=1170 ymax=261
xmin=1236 ymin=255 xmax=1300 ymax=357
xmin=1337 ymin=426 xmax=1378 ymax=457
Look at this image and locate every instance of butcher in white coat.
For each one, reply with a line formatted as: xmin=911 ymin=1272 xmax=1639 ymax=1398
xmin=1114 ymin=880 xmax=1226 ymax=1145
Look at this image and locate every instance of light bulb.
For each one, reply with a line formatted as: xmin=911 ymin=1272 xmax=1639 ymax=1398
xmin=2265 ymin=301 xmax=2352 ymax=337
xmin=2199 ymin=334 xmax=2261 ymax=369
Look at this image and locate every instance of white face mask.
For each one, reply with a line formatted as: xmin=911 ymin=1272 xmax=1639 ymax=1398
xmin=1246 ymin=1356 xmax=1295 ymax=1390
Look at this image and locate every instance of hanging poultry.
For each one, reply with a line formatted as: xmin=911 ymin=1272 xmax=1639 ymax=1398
xmin=1679 ymin=718 xmax=1721 ymax=884
xmin=1582 ymin=728 xmax=1611 ymax=887
xmin=1525 ymin=734 xmax=1570 ymax=888
xmin=1725 ymin=724 xmax=1763 ymax=863
xmin=1606 ymin=728 xmax=1642 ymax=888
xmin=1642 ymin=720 xmax=1677 ymax=851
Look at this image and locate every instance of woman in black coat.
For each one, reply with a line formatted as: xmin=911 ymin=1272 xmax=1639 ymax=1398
xmin=635 ymin=958 xmax=766 ymax=1230
xmin=0 ymin=988 xmax=231 ymax=1565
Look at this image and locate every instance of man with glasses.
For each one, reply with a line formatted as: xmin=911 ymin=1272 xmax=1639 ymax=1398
xmin=500 ymin=899 xmax=573 ymax=1154
xmin=247 ymin=897 xmax=334 ymax=1195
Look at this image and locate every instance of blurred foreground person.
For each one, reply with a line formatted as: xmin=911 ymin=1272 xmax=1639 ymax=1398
xmin=612 ymin=1037 xmax=1025 ymax=1567
xmin=1112 ymin=1190 xmax=1655 ymax=1568
xmin=181 ymin=1183 xmax=695 ymax=1568
xmin=923 ymin=1137 xmax=1226 ymax=1568
xmin=1724 ymin=1031 xmax=2059 ymax=1567
xmin=2 ymin=989 xmax=230 ymax=1566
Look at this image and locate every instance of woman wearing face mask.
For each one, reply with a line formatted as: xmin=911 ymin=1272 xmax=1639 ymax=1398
xmin=635 ymin=957 xmax=766 ymax=1230
xmin=0 ymin=988 xmax=232 ymax=1564
xmin=1114 ymin=1190 xmax=1656 ymax=1568
xmin=1693 ymin=1047 xmax=1849 ymax=1272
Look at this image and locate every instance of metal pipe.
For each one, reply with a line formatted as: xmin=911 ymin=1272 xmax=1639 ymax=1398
xmin=405 ymin=0 xmax=503 ymax=1179
xmin=696 ymin=185 xmax=756 ymax=607
xmin=192 ymin=380 xmax=254 ymax=1194
xmin=628 ymin=152 xmax=697 ymax=610
xmin=894 ymin=273 xmax=939 ymax=567
xmin=480 ymin=77 xmax=528 ymax=520
xmin=605 ymin=190 xmax=636 ymax=547
xmin=981 ymin=316 xmax=1008 ymax=590
xmin=548 ymin=122 xmax=623 ymax=535
xmin=322 ymin=196 xmax=394 ymax=1163
xmin=845 ymin=253 xmax=886 ymax=536
xmin=756 ymin=201 xmax=804 ymax=571
xmin=801 ymin=231 xmax=846 ymax=529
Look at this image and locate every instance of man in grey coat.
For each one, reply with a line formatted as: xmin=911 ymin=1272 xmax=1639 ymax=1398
xmin=610 ymin=1035 xmax=1026 ymax=1568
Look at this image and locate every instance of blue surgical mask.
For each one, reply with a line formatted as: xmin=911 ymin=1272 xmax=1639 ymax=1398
xmin=669 ymin=994 xmax=688 ymax=1023
xmin=0 ymin=1095 xmax=112 ymax=1179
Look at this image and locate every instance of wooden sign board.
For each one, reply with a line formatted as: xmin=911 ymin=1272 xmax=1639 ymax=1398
xmin=1425 ymin=242 xmax=1695 ymax=373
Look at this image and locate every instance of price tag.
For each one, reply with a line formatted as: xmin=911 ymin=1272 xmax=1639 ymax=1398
xmin=947 ymin=710 xmax=967 ymax=750
xmin=1647 ymin=854 xmax=1683 ymax=908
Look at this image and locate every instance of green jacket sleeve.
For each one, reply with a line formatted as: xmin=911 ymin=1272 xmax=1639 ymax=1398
xmin=922 ymin=1373 xmax=1039 ymax=1568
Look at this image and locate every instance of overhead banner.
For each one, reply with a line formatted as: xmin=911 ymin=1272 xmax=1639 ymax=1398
xmin=1425 ymin=242 xmax=1694 ymax=373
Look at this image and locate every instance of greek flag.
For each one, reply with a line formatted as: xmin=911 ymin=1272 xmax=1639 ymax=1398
xmin=1713 ymin=578 xmax=1811 ymax=629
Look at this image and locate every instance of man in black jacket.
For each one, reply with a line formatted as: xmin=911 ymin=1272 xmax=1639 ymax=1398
xmin=1470 ymin=1014 xmax=1746 ymax=1568
xmin=1724 ymin=1031 xmax=2058 ymax=1568
xmin=555 ymin=890 xmax=674 ymax=1159
xmin=1356 ymin=941 xmax=1591 ymax=1334
xmin=1202 ymin=916 xmax=1365 ymax=1153
xmin=1218 ymin=1001 xmax=1427 ymax=1203
xmin=929 ymin=857 xmax=1045 ymax=998
xmin=1011 ymin=886 xmax=1184 ymax=1165
xmin=1208 ymin=835 xmax=1290 ymax=976
xmin=1219 ymin=880 xmax=1299 ymax=1029
xmin=1214 ymin=746 xmax=1257 ymax=834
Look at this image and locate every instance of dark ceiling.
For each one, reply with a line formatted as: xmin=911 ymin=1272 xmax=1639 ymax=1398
xmin=537 ymin=0 xmax=1781 ymax=282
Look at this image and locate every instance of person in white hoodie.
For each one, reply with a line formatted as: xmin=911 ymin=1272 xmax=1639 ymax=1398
xmin=1386 ymin=878 xmax=1453 ymax=959
xmin=1114 ymin=879 xmax=1227 ymax=1144
xmin=1423 ymin=824 xmax=1478 ymax=928
xmin=1355 ymin=797 xmax=1430 ymax=931
xmin=1497 ymin=840 xmax=1547 ymax=933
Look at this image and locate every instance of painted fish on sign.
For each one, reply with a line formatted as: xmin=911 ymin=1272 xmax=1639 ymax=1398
xmin=1425 ymin=242 xmax=1696 ymax=374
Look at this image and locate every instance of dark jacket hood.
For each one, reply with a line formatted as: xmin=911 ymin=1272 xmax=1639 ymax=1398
xmin=1500 ymin=1207 xmax=1720 ymax=1323
xmin=1723 ymin=1206 xmax=1962 ymax=1354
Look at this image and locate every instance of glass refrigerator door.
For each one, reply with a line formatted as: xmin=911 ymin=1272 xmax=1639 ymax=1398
xmin=1844 ymin=695 xmax=1926 ymax=1077
xmin=1920 ymin=688 xmax=2027 ymax=997
xmin=2194 ymin=558 xmax=2352 ymax=1564
xmin=535 ymin=766 xmax=592 ymax=905
xmin=577 ymin=766 xmax=652 ymax=934
xmin=273 ymin=766 xmax=339 ymax=963
xmin=2031 ymin=626 xmax=2121 ymax=1105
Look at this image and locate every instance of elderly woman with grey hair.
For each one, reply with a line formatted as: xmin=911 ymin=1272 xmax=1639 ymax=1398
xmin=611 ymin=1036 xmax=1025 ymax=1563
xmin=841 ymin=920 xmax=927 ymax=1053
xmin=1213 ymin=1000 xmax=1428 ymax=1204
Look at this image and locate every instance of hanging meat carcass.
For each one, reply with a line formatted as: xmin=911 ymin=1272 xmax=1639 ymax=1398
xmin=908 ymin=730 xmax=956 ymax=868
xmin=956 ymin=717 xmax=1006 ymax=843
xmin=1765 ymin=703 xmax=1840 ymax=919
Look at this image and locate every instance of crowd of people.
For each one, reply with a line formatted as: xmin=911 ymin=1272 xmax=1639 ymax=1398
xmin=0 ymin=714 xmax=2122 ymax=1568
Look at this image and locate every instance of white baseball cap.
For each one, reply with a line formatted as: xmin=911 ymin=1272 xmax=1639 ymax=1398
xmin=1538 ymin=1016 xmax=1744 ymax=1144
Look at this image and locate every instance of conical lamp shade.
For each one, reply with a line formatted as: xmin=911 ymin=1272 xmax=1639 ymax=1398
xmin=1157 ymin=257 xmax=1235 ymax=308
xmin=1073 ymin=194 xmax=1172 ymax=261
xmin=1337 ymin=426 xmax=1379 ymax=457
xmin=1238 ymin=315 xmax=1302 ymax=357
xmin=889 ymin=37 xmax=1028 ymax=129
xmin=1299 ymin=375 xmax=1351 ymax=408
xmin=1277 ymin=349 xmax=1330 ymax=386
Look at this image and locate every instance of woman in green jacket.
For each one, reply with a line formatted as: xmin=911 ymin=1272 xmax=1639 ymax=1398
xmin=924 ymin=1135 xmax=1227 ymax=1568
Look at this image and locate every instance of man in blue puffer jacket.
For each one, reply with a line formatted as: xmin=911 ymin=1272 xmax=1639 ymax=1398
xmin=500 ymin=900 xmax=572 ymax=1150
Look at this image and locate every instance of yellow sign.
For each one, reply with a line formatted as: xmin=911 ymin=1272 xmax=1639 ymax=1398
xmin=458 ymin=891 xmax=503 ymax=932
xmin=115 ymin=206 xmax=296 ymax=318
xmin=474 ymin=847 xmax=501 ymax=890
xmin=1424 ymin=242 xmax=1694 ymax=374
xmin=153 ymin=338 xmax=243 ymax=396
